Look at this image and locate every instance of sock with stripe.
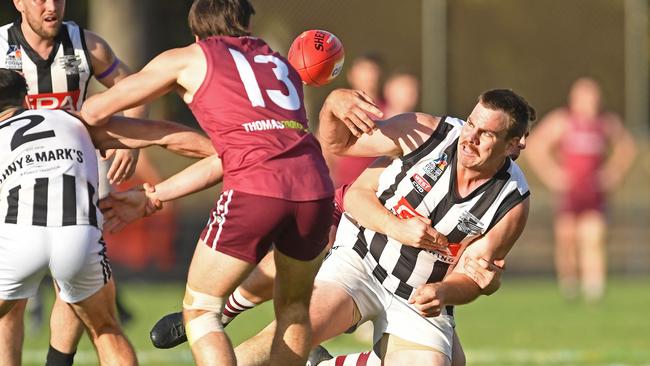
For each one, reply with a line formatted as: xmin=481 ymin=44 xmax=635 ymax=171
xmin=45 ymin=345 xmax=75 ymax=366
xmin=320 ymin=351 xmax=380 ymax=366
xmin=221 ymin=288 xmax=257 ymax=326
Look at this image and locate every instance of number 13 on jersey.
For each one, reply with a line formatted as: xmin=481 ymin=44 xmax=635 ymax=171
xmin=229 ymin=48 xmax=301 ymax=111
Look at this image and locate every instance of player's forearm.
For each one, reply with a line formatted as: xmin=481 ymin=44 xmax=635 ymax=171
xmin=158 ymin=129 xmax=216 ymax=158
xmin=345 ymin=186 xmax=401 ymax=236
xmin=89 ymin=117 xmax=215 ymax=158
xmin=439 ymin=272 xmax=483 ymax=305
xmin=152 ymin=154 xmax=223 ymax=202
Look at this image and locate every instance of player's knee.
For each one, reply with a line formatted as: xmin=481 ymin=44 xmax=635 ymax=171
xmin=182 ymin=286 xmax=225 ymax=345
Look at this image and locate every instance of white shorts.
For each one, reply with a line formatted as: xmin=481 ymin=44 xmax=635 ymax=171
xmin=0 ymin=224 xmax=112 ymax=303
xmin=316 ymin=245 xmax=455 ymax=359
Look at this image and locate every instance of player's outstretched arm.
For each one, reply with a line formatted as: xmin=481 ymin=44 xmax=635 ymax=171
xmin=319 ymin=89 xmax=442 ymax=158
xmin=100 ymin=154 xmax=224 ymax=232
xmin=409 ymin=197 xmax=530 ymax=317
xmin=81 ymin=46 xmax=191 ymax=126
xmin=87 ymin=116 xmax=216 ymax=158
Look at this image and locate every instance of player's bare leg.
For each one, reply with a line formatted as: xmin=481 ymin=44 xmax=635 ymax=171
xmin=238 ymin=250 xmax=276 ymax=304
xmin=50 ymin=289 xmax=85 ymax=354
xmin=554 ymin=213 xmax=579 ymax=299
xmin=69 ymin=279 xmax=137 ymax=366
xmin=235 ymin=277 xmax=360 ymax=365
xmin=0 ymin=299 xmax=25 ymax=366
xmin=184 ymin=240 xmax=254 ymax=366
xmin=377 ymin=334 xmax=451 ymax=366
xmin=451 ymin=330 xmax=466 ymax=366
xmin=577 ymin=211 xmax=607 ymax=302
xmin=267 ymin=249 xmax=322 ymax=365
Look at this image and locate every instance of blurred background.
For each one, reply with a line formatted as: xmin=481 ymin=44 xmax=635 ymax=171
xmin=1 ymin=0 xmax=649 ymax=365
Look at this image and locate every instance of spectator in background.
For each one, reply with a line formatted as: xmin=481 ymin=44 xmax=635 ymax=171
xmin=382 ymin=71 xmax=419 ymax=118
xmin=325 ymin=53 xmax=385 ymax=187
xmin=526 ymin=77 xmax=637 ymax=302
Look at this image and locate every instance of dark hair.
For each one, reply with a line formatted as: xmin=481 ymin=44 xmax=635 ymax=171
xmin=188 ymin=0 xmax=255 ymax=40
xmin=478 ymin=89 xmax=536 ymax=140
xmin=0 ymin=68 xmax=27 ymax=112
xmin=352 ymin=52 xmax=384 ymax=68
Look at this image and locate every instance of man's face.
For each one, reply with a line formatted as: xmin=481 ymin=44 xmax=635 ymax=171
xmin=14 ymin=0 xmax=65 ymax=40
xmin=458 ymin=102 xmax=518 ymax=170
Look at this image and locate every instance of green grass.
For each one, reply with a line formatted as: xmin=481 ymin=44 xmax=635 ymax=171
xmin=21 ymin=277 xmax=650 ymax=365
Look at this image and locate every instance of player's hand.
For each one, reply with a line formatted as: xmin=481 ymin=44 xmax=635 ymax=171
xmin=387 ymin=216 xmax=448 ymax=251
xmin=463 ymin=257 xmax=505 ymax=295
xmin=103 ymin=148 xmax=140 ymax=185
xmin=327 ymin=89 xmax=384 ymax=137
xmin=98 ymin=185 xmax=162 ymax=233
xmin=409 ymin=283 xmax=447 ymax=317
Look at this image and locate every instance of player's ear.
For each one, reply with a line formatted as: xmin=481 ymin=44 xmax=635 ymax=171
xmin=194 ymin=35 xmax=199 ymax=42
xmin=13 ymin=0 xmax=24 ymax=12
xmin=23 ymin=95 xmax=30 ymax=109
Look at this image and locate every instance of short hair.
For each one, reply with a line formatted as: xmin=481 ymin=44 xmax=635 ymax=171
xmin=188 ymin=0 xmax=255 ymax=40
xmin=478 ymin=89 xmax=536 ymax=140
xmin=352 ymin=52 xmax=384 ymax=69
xmin=0 ymin=68 xmax=28 ymax=112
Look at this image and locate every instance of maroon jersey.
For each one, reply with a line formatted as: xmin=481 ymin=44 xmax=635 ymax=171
xmin=188 ymin=36 xmax=333 ymax=201
xmin=558 ymin=112 xmax=608 ymax=212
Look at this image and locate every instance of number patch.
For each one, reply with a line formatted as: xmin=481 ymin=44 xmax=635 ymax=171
xmin=0 ymin=115 xmax=56 ymax=151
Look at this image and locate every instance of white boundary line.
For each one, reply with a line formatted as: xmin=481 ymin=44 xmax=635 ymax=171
xmin=22 ymin=348 xmax=650 ymax=365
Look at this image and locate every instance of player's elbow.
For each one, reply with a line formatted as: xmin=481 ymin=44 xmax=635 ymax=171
xmin=80 ymin=99 xmax=111 ymax=126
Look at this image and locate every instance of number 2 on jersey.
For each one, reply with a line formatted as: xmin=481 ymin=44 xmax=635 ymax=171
xmin=1 ymin=115 xmax=56 ymax=151
xmin=229 ymin=48 xmax=301 ymax=111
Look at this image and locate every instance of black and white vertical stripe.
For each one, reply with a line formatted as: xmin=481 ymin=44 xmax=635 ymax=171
xmin=98 ymin=236 xmax=112 ymax=284
xmin=3 ymin=175 xmax=99 ymax=227
xmin=0 ymin=20 xmax=93 ymax=111
xmin=348 ymin=116 xmax=530 ymax=301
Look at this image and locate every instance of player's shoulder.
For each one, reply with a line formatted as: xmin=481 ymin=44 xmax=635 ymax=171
xmin=506 ymin=158 xmax=529 ymax=194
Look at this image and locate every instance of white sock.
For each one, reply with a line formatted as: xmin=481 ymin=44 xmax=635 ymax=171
xmin=321 ymin=351 xmax=380 ymax=366
xmin=221 ymin=288 xmax=257 ymax=325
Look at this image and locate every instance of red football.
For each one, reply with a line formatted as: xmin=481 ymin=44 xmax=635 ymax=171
xmin=288 ymin=30 xmax=345 ymax=86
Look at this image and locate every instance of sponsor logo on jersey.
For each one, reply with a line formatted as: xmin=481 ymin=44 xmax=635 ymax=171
xmin=0 ymin=148 xmax=83 ymax=185
xmin=27 ymin=90 xmax=80 ymax=111
xmin=5 ymin=45 xmax=22 ymax=70
xmin=57 ymin=54 xmax=83 ymax=75
xmin=429 ymin=242 xmax=462 ymax=263
xmin=241 ymin=119 xmax=307 ymax=132
xmin=392 ymin=196 xmax=422 ymax=219
xmin=410 ymin=173 xmax=432 ymax=196
xmin=423 ymin=153 xmax=449 ymax=182
xmin=0 ymin=156 xmax=26 ymax=185
xmin=456 ymin=211 xmax=484 ymax=236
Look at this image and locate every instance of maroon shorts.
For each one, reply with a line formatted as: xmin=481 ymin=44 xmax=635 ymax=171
xmin=558 ymin=189 xmax=605 ymax=214
xmin=200 ymin=190 xmax=333 ymax=263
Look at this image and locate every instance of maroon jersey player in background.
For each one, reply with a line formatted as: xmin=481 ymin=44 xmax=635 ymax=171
xmin=81 ymin=0 xmax=341 ymax=365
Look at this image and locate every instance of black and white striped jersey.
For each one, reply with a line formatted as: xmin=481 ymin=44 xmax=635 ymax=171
xmin=0 ymin=19 xmax=93 ymax=111
xmin=340 ymin=116 xmax=530 ymax=301
xmin=0 ymin=109 xmax=100 ymax=227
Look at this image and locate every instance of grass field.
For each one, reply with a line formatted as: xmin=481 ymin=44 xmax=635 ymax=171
xmin=21 ymin=276 xmax=650 ymax=366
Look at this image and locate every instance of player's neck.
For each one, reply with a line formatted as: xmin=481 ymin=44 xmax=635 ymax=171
xmin=20 ymin=21 xmax=56 ymax=59
xmin=0 ymin=107 xmax=21 ymax=122
xmin=455 ymin=159 xmax=504 ymax=197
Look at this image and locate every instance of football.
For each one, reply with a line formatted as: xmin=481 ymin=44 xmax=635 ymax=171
xmin=288 ymin=30 xmax=345 ymax=86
